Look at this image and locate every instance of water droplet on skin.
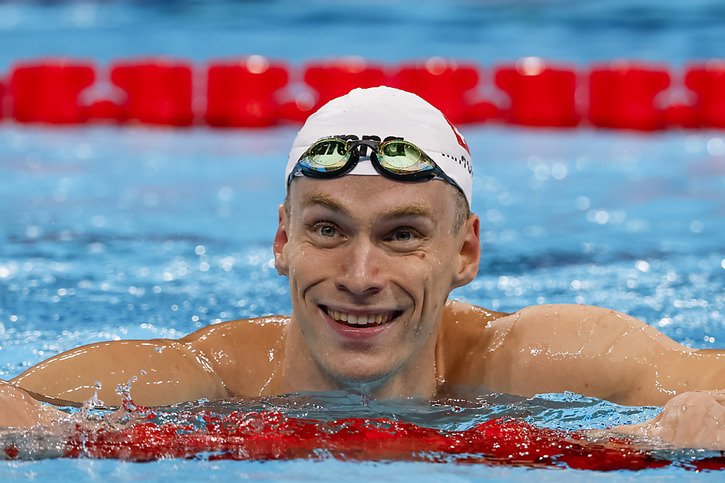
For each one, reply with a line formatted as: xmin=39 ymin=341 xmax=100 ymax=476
xmin=80 ymin=382 xmax=105 ymax=416
xmin=115 ymin=377 xmax=134 ymax=397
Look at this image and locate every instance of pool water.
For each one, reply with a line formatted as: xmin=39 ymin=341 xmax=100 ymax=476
xmin=0 ymin=125 xmax=722 ymax=479
xmin=2 ymin=0 xmax=725 ymax=68
xmin=1 ymin=126 xmax=721 ymax=358
xmin=0 ymin=0 xmax=724 ymax=481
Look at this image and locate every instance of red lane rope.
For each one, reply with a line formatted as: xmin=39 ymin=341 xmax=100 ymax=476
xmin=5 ymin=410 xmax=722 ymax=470
xmin=1 ymin=56 xmax=724 ymax=130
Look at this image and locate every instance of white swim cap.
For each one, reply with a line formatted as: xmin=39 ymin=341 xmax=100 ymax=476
xmin=285 ymin=86 xmax=473 ymax=207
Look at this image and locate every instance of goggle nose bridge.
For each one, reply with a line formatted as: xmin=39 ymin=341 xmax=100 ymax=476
xmin=345 ymin=138 xmax=381 ymax=159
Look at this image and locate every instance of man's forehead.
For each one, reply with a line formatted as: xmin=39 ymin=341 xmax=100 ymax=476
xmin=300 ymin=192 xmax=436 ymax=219
xmin=289 ymin=177 xmax=454 ymax=218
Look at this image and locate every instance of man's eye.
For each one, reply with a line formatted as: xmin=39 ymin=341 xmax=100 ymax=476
xmin=389 ymin=229 xmax=417 ymax=242
xmin=394 ymin=231 xmax=412 ymax=241
xmin=317 ymin=224 xmax=337 ymax=237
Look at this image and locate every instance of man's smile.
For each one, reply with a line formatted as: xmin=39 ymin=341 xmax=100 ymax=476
xmin=320 ymin=305 xmax=402 ymax=329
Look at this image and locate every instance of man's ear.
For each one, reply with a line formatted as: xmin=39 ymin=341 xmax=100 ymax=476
xmin=452 ymin=214 xmax=481 ymax=289
xmin=273 ymin=204 xmax=290 ymax=276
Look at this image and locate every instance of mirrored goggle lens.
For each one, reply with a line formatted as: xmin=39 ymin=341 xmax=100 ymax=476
xmin=299 ymin=139 xmax=350 ymax=172
xmin=378 ymin=141 xmax=436 ymax=175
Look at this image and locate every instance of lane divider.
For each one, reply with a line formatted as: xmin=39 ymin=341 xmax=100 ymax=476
xmin=1 ymin=56 xmax=724 ymax=130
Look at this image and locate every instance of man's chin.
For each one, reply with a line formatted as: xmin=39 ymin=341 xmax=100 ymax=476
xmin=322 ymin=358 xmax=396 ymax=391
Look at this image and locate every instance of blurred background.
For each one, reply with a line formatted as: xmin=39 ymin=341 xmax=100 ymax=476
xmin=1 ymin=0 xmax=725 ymax=66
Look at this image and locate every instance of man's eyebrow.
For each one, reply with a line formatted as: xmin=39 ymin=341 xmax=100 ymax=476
xmin=383 ymin=205 xmax=435 ymax=220
xmin=299 ymin=192 xmax=351 ymax=216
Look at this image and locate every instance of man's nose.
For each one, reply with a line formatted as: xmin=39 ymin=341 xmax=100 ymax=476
xmin=335 ymin=240 xmax=384 ymax=297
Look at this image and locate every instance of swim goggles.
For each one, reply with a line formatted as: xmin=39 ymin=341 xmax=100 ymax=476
xmin=286 ymin=136 xmax=463 ymax=193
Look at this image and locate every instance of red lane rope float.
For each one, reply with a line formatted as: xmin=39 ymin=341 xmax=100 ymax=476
xmin=206 ymin=56 xmax=289 ymax=128
xmin=0 ymin=77 xmax=6 ymax=122
xmin=3 ymin=410 xmax=720 ymax=470
xmin=393 ymin=58 xmax=496 ymax=125
xmin=2 ymin=56 xmax=725 ymax=130
xmin=9 ymin=59 xmax=95 ymax=124
xmin=495 ymin=58 xmax=579 ymax=127
xmin=686 ymin=60 xmax=725 ymax=128
xmin=588 ymin=61 xmax=671 ymax=131
xmin=111 ymin=59 xmax=195 ymax=127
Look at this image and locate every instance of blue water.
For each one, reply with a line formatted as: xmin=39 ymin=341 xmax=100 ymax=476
xmin=1 ymin=0 xmax=725 ymax=68
xmin=0 ymin=0 xmax=724 ymax=481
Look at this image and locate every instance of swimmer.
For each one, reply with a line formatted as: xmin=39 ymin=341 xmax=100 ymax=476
xmin=1 ymin=87 xmax=723 ymax=449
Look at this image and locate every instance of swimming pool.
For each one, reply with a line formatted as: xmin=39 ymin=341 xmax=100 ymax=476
xmin=1 ymin=124 xmax=722 ymax=479
xmin=1 ymin=0 xmax=724 ymax=480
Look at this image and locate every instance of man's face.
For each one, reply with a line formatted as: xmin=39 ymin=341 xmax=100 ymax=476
xmin=274 ymin=175 xmax=480 ymax=393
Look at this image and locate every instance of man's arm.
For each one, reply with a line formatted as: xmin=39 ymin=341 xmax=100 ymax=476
xmin=7 ymin=315 xmax=287 ymax=411
xmin=447 ymin=302 xmax=724 ymax=406
xmin=501 ymin=304 xmax=724 ymax=406
xmin=0 ymin=381 xmax=69 ymax=427
xmin=10 ymin=338 xmax=229 ymax=408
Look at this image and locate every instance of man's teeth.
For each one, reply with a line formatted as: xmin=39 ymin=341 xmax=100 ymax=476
xmin=327 ymin=309 xmax=392 ymax=326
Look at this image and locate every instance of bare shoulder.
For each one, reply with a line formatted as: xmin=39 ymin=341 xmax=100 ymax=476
xmin=438 ymin=302 xmax=711 ymax=402
xmin=439 ymin=301 xmax=683 ymax=364
xmin=501 ymin=304 xmax=687 ymax=354
xmin=182 ymin=315 xmax=289 ymax=345
xmin=182 ymin=316 xmax=289 ymax=397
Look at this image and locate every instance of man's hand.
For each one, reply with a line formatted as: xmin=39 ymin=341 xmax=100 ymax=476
xmin=0 ymin=381 xmax=67 ymax=428
xmin=613 ymin=391 xmax=725 ymax=450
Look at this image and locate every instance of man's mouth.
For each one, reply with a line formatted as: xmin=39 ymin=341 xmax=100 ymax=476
xmin=321 ymin=306 xmax=402 ymax=328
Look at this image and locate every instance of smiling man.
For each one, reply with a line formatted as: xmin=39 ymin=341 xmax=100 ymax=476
xmin=274 ymin=96 xmax=478 ymax=398
xmin=1 ymin=87 xmax=723 ymax=448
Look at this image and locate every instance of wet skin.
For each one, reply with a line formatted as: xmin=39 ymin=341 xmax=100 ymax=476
xmin=9 ymin=175 xmax=724 ymax=413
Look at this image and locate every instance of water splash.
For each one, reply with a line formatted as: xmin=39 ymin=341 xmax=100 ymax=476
xmin=48 ymin=411 xmax=725 ymax=471
xmin=0 ymin=395 xmax=722 ymax=470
